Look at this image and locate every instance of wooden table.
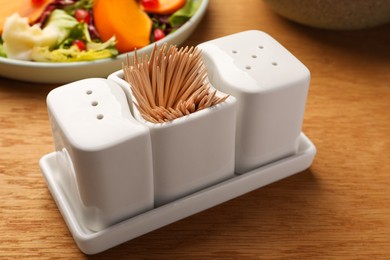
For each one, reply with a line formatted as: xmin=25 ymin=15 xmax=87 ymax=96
xmin=1 ymin=0 xmax=389 ymax=258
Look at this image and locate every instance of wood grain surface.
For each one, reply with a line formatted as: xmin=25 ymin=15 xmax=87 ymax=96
xmin=1 ymin=0 xmax=389 ymax=258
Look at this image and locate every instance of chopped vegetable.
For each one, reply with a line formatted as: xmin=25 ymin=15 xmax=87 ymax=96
xmin=74 ymin=9 xmax=91 ymax=23
xmin=31 ymin=44 xmax=116 ymax=62
xmin=141 ymin=0 xmax=159 ymax=9
xmin=169 ymin=0 xmax=202 ymax=27
xmin=0 ymin=0 xmax=202 ymax=62
xmin=0 ymin=41 xmax=6 ymax=57
xmin=1 ymin=9 xmax=116 ymax=62
xmin=73 ymin=39 xmax=86 ymax=50
xmin=142 ymin=0 xmax=186 ymax=15
xmin=153 ymin=28 xmax=166 ymax=41
xmin=2 ymin=13 xmax=57 ymax=60
xmin=93 ymin=0 xmax=152 ymax=53
xmin=44 ymin=9 xmax=79 ymax=46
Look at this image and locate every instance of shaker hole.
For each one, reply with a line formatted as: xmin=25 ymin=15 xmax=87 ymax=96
xmin=251 ymin=55 xmax=257 ymax=58
xmin=232 ymin=50 xmax=238 ymax=54
xmin=97 ymin=114 xmax=104 ymax=120
xmin=86 ymin=90 xmax=93 ymax=95
xmin=258 ymin=45 xmax=264 ymax=49
xmin=272 ymin=62 xmax=278 ymax=66
xmin=245 ymin=66 xmax=251 ymax=70
xmin=91 ymin=101 xmax=98 ymax=106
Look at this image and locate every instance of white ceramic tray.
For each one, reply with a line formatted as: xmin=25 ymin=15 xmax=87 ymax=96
xmin=40 ymin=132 xmax=316 ymax=255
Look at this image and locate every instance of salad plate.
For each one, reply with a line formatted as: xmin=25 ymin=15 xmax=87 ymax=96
xmin=0 ymin=0 xmax=208 ymax=84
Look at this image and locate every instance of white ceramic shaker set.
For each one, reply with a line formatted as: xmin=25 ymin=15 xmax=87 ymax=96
xmin=46 ymin=30 xmax=310 ymax=232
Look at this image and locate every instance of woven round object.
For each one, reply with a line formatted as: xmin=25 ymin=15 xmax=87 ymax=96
xmin=263 ymin=0 xmax=390 ymax=30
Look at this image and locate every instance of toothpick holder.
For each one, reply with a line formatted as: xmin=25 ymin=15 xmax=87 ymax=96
xmin=109 ymin=71 xmax=237 ymax=206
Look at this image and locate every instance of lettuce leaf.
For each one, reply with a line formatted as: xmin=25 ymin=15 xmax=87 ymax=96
xmin=169 ymin=0 xmax=202 ymax=27
xmin=87 ymin=36 xmax=117 ymax=52
xmin=44 ymin=9 xmax=79 ymax=47
xmin=0 ymin=43 xmax=6 ymax=58
xmin=31 ymin=44 xmax=116 ymax=62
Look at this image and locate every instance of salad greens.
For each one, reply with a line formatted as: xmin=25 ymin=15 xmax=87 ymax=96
xmin=30 ymin=9 xmax=117 ymax=62
xmin=0 ymin=0 xmax=202 ymax=62
xmin=0 ymin=39 xmax=5 ymax=58
xmin=62 ymin=0 xmax=93 ymax=14
xmin=31 ymin=43 xmax=115 ymax=62
xmin=169 ymin=0 xmax=202 ymax=27
xmin=44 ymin=9 xmax=79 ymax=46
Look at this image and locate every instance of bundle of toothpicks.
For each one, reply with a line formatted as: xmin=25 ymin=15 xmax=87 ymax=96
xmin=123 ymin=43 xmax=229 ymax=123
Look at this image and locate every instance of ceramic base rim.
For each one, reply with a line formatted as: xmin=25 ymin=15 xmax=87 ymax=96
xmin=39 ymin=132 xmax=316 ymax=255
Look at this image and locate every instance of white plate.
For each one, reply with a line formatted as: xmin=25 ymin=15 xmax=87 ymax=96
xmin=40 ymin=133 xmax=316 ymax=255
xmin=0 ymin=0 xmax=208 ymax=84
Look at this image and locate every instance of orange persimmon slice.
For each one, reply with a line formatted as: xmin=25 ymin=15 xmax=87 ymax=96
xmin=0 ymin=0 xmax=54 ymax=34
xmin=93 ymin=0 xmax=152 ymax=53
